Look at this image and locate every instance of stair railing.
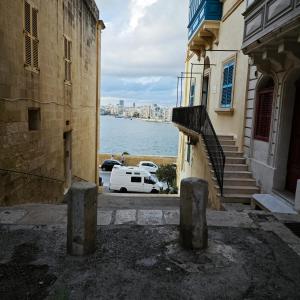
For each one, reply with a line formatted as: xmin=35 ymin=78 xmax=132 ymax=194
xmin=172 ymin=105 xmax=225 ymax=195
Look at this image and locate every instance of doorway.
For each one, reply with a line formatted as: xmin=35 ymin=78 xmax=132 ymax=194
xmin=201 ymin=57 xmax=210 ymax=107
xmin=64 ymin=131 xmax=72 ymax=190
xmin=286 ymin=80 xmax=300 ymax=193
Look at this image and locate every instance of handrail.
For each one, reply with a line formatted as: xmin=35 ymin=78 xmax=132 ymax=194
xmin=172 ymin=105 xmax=225 ymax=195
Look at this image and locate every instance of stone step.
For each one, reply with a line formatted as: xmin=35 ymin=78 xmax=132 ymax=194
xmin=222 ymin=178 xmax=257 ymax=187
xmin=216 ymin=185 xmax=260 ymax=195
xmin=222 ymin=145 xmax=239 ymax=152
xmin=225 ymin=157 xmax=246 ymax=164
xmin=223 ymin=170 xmax=253 ymax=178
xmin=217 ymin=135 xmax=234 ymax=140
xmin=218 ymin=194 xmax=252 ymax=204
xmin=224 ymin=164 xmax=248 ymax=171
xmin=219 ymin=140 xmax=236 ymax=146
xmin=224 ymin=151 xmax=244 ymax=158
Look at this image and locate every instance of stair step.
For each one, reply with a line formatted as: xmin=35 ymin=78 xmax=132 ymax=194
xmin=226 ymin=157 xmax=246 ymax=164
xmin=222 ymin=145 xmax=239 ymax=151
xmin=218 ymin=194 xmax=252 ymax=204
xmin=224 ymin=171 xmax=253 ymax=178
xmin=219 ymin=140 xmax=236 ymax=146
xmin=217 ymin=135 xmax=234 ymax=140
xmin=216 ymin=185 xmax=260 ymax=195
xmin=222 ymin=178 xmax=257 ymax=186
xmin=225 ymin=164 xmax=248 ymax=171
xmin=224 ymin=151 xmax=244 ymax=158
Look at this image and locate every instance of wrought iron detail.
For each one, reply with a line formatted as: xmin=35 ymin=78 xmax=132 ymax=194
xmin=172 ymin=105 xmax=225 ymax=194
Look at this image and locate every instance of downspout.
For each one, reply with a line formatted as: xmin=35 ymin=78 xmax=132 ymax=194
xmin=95 ymin=19 xmax=105 ymax=185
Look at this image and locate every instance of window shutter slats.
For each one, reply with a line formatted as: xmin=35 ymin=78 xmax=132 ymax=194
xmin=33 ymin=39 xmax=39 ymax=68
xmin=25 ymin=35 xmax=32 ymax=65
xmin=24 ymin=1 xmax=31 ymax=33
xmin=254 ymin=89 xmax=273 ymax=141
xmin=32 ymin=8 xmax=38 ymax=38
xmin=221 ymin=62 xmax=235 ymax=108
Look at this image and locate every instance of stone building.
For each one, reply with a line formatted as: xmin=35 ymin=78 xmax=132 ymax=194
xmin=242 ymin=0 xmax=300 ymax=208
xmin=0 ymin=0 xmax=105 ymax=205
xmin=173 ymin=0 xmax=260 ymax=209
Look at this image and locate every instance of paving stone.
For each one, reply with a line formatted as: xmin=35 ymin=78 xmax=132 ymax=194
xmin=115 ymin=209 xmax=136 ymax=224
xmin=163 ymin=209 xmax=179 ymax=225
xmin=97 ymin=210 xmax=112 ymax=225
xmin=137 ymin=210 xmax=163 ymax=225
xmin=207 ymin=211 xmax=256 ymax=228
xmin=0 ymin=210 xmax=27 ymax=224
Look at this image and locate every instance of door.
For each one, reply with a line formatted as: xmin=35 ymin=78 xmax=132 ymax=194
xmin=202 ymin=75 xmax=209 ymax=107
xmin=286 ymin=80 xmax=300 ymax=193
xmin=64 ymin=131 xmax=72 ymax=190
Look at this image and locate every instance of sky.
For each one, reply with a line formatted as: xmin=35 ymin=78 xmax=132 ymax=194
xmin=95 ymin=0 xmax=189 ymax=107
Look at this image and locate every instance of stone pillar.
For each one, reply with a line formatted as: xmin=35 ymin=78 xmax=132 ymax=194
xmin=295 ymin=180 xmax=300 ymax=212
xmin=180 ymin=178 xmax=208 ymax=250
xmin=67 ymin=181 xmax=97 ymax=256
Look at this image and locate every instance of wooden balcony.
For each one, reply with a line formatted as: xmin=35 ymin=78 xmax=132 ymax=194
xmin=243 ymin=0 xmax=300 ymax=52
xmin=188 ymin=0 xmax=222 ymax=57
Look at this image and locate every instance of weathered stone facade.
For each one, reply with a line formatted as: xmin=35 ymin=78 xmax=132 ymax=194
xmin=0 ymin=0 xmax=103 ymax=205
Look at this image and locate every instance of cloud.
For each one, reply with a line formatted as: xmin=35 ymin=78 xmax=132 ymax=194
xmin=95 ymin=0 xmax=189 ymax=105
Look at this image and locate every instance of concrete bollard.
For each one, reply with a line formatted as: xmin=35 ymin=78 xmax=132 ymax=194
xmin=295 ymin=180 xmax=300 ymax=212
xmin=67 ymin=181 xmax=97 ymax=256
xmin=180 ymin=178 xmax=208 ymax=250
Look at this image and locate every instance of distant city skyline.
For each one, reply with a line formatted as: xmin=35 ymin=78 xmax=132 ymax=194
xmin=96 ymin=0 xmax=188 ymax=106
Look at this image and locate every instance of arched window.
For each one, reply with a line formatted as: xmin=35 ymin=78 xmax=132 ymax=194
xmin=254 ymin=76 xmax=274 ymax=141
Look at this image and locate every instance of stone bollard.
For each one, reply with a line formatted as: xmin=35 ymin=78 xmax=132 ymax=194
xmin=295 ymin=180 xmax=300 ymax=212
xmin=67 ymin=181 xmax=97 ymax=256
xmin=180 ymin=178 xmax=208 ymax=250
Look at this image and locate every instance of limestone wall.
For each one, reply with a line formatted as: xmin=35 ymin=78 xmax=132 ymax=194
xmin=0 ymin=0 xmax=100 ymax=205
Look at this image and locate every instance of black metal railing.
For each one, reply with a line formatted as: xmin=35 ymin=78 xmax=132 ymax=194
xmin=172 ymin=105 xmax=225 ymax=195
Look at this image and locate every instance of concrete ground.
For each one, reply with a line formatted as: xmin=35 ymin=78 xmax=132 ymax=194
xmin=1 ymin=194 xmax=300 ymax=299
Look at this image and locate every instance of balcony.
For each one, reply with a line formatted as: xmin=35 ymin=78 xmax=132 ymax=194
xmin=188 ymin=0 xmax=223 ymax=56
xmin=243 ymin=0 xmax=300 ymax=52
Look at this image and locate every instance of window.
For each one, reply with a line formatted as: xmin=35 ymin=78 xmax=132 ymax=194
xmin=221 ymin=61 xmax=235 ymax=108
xmin=131 ymin=177 xmax=142 ymax=183
xmin=187 ymin=144 xmax=191 ymax=163
xmin=24 ymin=1 xmax=39 ymax=70
xmin=64 ymin=37 xmax=72 ymax=82
xmin=126 ymin=172 xmax=132 ymax=175
xmin=189 ymin=82 xmax=195 ymax=107
xmin=28 ymin=108 xmax=40 ymax=130
xmin=254 ymin=89 xmax=273 ymax=141
xmin=144 ymin=177 xmax=156 ymax=185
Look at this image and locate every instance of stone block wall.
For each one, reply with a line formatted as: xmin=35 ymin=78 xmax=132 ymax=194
xmin=0 ymin=0 xmax=100 ymax=205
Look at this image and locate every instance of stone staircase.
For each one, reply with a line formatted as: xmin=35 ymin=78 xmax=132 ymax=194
xmin=209 ymin=135 xmax=260 ymax=204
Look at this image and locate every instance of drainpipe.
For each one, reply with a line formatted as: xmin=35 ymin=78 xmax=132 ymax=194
xmin=95 ymin=19 xmax=105 ymax=185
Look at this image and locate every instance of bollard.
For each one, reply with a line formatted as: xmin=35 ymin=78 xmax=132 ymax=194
xmin=295 ymin=180 xmax=300 ymax=212
xmin=180 ymin=178 xmax=208 ymax=250
xmin=67 ymin=181 xmax=97 ymax=256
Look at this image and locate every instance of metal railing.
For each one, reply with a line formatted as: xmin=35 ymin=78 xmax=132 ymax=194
xmin=172 ymin=105 xmax=225 ymax=194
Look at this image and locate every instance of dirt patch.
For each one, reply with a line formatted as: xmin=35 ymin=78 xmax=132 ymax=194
xmin=1 ymin=225 xmax=300 ymax=299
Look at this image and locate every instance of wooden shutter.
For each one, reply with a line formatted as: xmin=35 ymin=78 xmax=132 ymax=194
xmin=254 ymin=89 xmax=274 ymax=141
xmin=64 ymin=37 xmax=72 ymax=82
xmin=24 ymin=2 xmax=38 ymax=69
xmin=221 ymin=62 xmax=234 ymax=108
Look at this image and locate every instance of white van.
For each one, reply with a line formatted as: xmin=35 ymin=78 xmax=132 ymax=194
xmin=109 ymin=166 xmax=163 ymax=193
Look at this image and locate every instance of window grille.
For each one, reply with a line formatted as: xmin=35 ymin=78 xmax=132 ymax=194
xmin=24 ymin=1 xmax=39 ymax=70
xmin=254 ymin=89 xmax=274 ymax=141
xmin=64 ymin=37 xmax=72 ymax=82
xmin=221 ymin=62 xmax=235 ymax=108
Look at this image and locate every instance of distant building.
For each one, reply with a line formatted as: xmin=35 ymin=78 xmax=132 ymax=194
xmin=0 ymin=0 xmax=105 ymax=205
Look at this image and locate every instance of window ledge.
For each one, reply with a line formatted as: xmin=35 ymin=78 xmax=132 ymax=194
xmin=215 ymin=107 xmax=234 ymax=115
xmin=64 ymin=80 xmax=72 ymax=86
xmin=24 ymin=65 xmax=40 ymax=74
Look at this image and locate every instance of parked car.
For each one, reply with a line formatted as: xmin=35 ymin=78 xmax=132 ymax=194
xmin=109 ymin=166 xmax=163 ymax=193
xmin=100 ymin=159 xmax=122 ymax=171
xmin=138 ymin=161 xmax=159 ymax=174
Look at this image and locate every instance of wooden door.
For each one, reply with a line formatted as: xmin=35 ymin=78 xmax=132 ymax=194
xmin=286 ymin=80 xmax=300 ymax=193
